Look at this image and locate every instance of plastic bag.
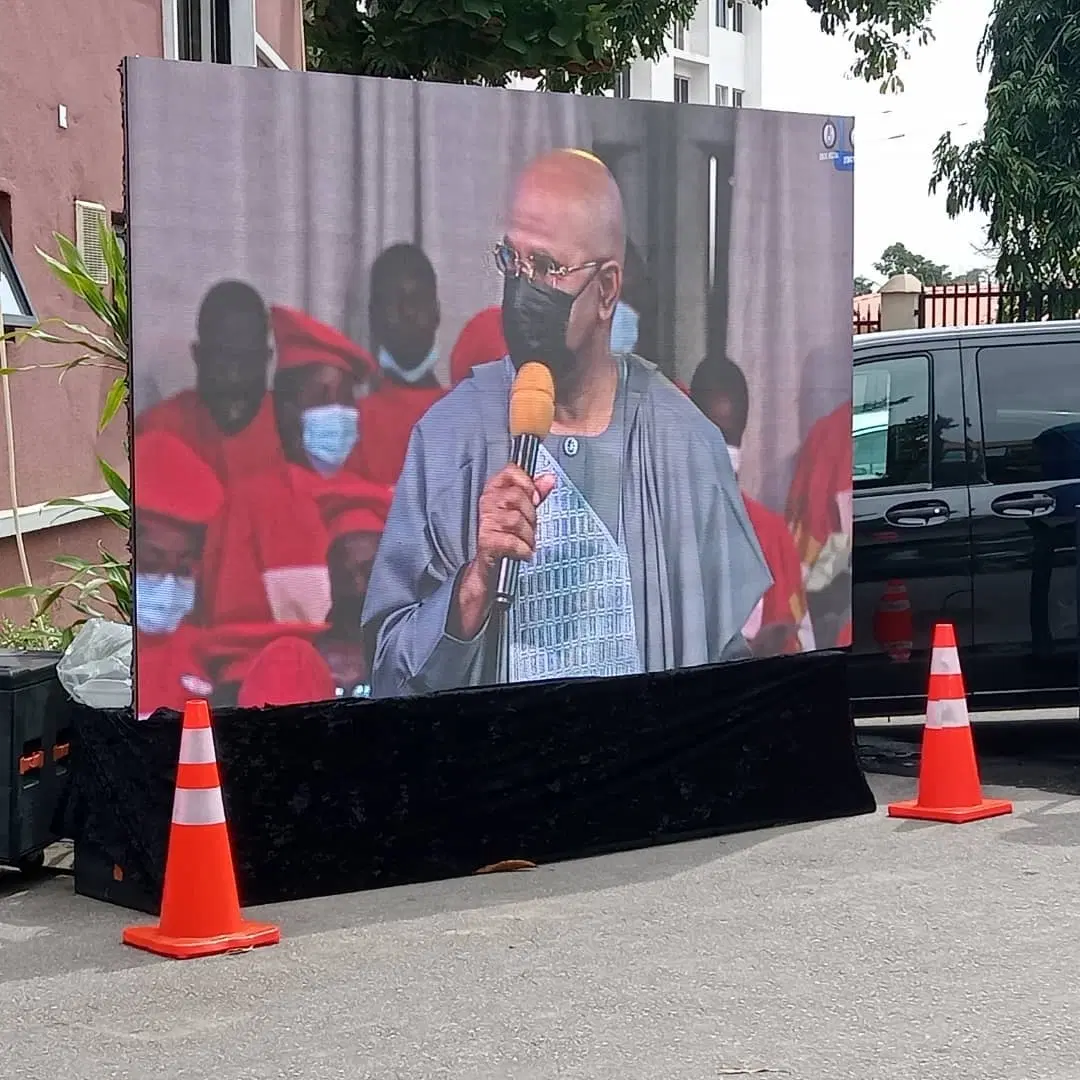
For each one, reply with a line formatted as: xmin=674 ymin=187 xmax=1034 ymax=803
xmin=56 ymin=618 xmax=133 ymax=709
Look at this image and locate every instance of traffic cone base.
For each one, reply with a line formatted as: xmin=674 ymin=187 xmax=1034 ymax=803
xmin=122 ymin=919 xmax=280 ymax=961
xmin=885 ymin=622 xmax=1013 ymax=826
xmin=122 ymin=699 xmax=281 ymax=960
xmin=887 ymin=795 xmax=1013 ymax=824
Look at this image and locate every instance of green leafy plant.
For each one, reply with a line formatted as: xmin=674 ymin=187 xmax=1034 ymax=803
xmin=0 ymin=614 xmax=65 ymax=651
xmin=304 ymin=0 xmax=938 ymax=93
xmin=0 ymin=223 xmax=131 ymax=647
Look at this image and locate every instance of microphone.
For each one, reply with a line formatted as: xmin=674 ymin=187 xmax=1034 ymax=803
xmin=494 ymin=361 xmax=555 ymax=608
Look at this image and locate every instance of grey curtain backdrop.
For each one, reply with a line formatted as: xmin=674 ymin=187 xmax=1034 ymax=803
xmin=125 ymin=58 xmax=852 ymax=517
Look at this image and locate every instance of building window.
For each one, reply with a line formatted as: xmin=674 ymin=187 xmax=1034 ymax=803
xmin=715 ymin=0 xmax=728 ymax=28
xmin=732 ymin=1 xmax=744 ymax=33
xmin=732 ymin=89 xmax=744 ymax=108
xmin=673 ymin=21 xmax=686 ymax=50
xmin=0 ymin=195 xmax=34 ymax=330
xmin=715 ymin=84 xmax=729 ymax=107
xmin=674 ymin=75 xmax=690 ymax=104
xmin=177 ymin=0 xmax=232 ymax=63
xmin=613 ymin=67 xmax=632 ymax=99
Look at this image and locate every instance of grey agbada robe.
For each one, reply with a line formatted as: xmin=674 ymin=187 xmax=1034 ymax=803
xmin=361 ymin=354 xmax=772 ymax=699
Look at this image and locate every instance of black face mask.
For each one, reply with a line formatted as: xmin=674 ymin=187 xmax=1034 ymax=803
xmin=501 ymin=272 xmax=591 ymax=378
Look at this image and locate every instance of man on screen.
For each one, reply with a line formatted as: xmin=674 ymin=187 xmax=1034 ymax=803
xmin=135 ymin=280 xmax=280 ymax=482
xmin=362 ymin=148 xmax=770 ymax=698
xmin=353 ymin=244 xmax=446 ymax=485
xmin=691 ymin=356 xmax=814 ymax=656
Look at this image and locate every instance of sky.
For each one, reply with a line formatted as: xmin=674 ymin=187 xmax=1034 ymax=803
xmin=759 ymin=0 xmax=994 ymax=282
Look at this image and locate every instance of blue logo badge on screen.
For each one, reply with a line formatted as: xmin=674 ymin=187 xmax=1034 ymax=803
xmin=819 ymin=118 xmax=854 ymax=172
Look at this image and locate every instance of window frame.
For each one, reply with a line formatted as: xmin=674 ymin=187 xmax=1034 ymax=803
xmin=0 ymin=231 xmax=36 ymax=332
xmin=732 ymin=1 xmax=744 ymax=33
xmin=974 ymin=338 xmax=1080 ymax=488
xmin=613 ymin=66 xmax=632 ymax=99
xmin=715 ymin=0 xmax=729 ymax=28
xmin=672 ymin=21 xmax=686 ymax=50
xmin=852 ymin=351 xmax=934 ymax=493
xmin=673 ymin=75 xmax=690 ymax=104
xmin=164 ymin=0 xmax=257 ymax=65
xmin=732 ymin=89 xmax=744 ymax=108
xmin=715 ymin=84 xmax=729 ymax=107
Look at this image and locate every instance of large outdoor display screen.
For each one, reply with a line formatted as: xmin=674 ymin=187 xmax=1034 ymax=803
xmin=125 ymin=58 xmax=853 ymax=718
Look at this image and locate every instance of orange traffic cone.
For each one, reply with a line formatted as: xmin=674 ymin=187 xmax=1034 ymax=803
xmin=122 ymin=699 xmax=280 ymax=959
xmin=887 ymin=623 xmax=1013 ymax=824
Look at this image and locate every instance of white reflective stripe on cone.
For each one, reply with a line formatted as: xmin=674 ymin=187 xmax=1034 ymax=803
xmin=929 ymin=646 xmax=962 ymax=676
xmin=926 ymin=697 xmax=970 ymax=729
xmin=172 ymin=785 xmax=227 ymax=826
xmin=178 ymin=726 xmax=217 ymax=765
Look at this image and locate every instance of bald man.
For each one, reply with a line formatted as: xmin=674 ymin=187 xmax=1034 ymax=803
xmin=362 ymin=149 xmax=771 ymax=698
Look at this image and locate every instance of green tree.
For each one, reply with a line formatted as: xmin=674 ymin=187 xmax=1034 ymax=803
xmin=873 ymin=241 xmax=953 ymax=284
xmin=853 ymin=275 xmax=877 ymax=295
xmin=931 ymin=3 xmax=1080 ymax=304
xmin=304 ymin=0 xmax=938 ymax=93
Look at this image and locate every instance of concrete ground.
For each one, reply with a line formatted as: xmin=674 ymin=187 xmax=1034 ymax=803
xmin=2 ymin=765 xmax=1079 ymax=1080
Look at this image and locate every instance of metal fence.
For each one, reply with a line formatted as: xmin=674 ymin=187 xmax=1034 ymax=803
xmin=853 ymin=281 xmax=1080 ymax=335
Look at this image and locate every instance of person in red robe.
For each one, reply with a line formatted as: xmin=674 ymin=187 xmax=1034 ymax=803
xmin=449 ymin=306 xmax=508 ymax=386
xmin=350 ymin=244 xmax=445 ymax=485
xmin=133 ymin=430 xmax=224 ymax=719
xmin=311 ymin=475 xmax=393 ymax=698
xmin=134 ymin=280 xmax=281 ymax=483
xmin=202 ymin=304 xmax=377 ymax=629
xmin=135 ymin=281 xmax=287 ymax=627
xmin=691 ymin=356 xmax=814 ymax=656
xmin=785 ymin=399 xmax=853 ymax=648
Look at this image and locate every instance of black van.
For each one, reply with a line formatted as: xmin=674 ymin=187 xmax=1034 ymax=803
xmin=850 ymin=320 xmax=1080 ymax=716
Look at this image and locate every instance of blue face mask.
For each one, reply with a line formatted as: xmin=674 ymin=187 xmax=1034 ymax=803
xmin=378 ymin=346 xmax=439 ymax=385
xmin=136 ymin=573 xmax=196 ymax=636
xmin=610 ymin=301 xmax=640 ymax=355
xmin=302 ymin=403 xmax=359 ymax=476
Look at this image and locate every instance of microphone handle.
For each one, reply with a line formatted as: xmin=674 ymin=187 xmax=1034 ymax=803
xmin=494 ymin=433 xmax=541 ymax=608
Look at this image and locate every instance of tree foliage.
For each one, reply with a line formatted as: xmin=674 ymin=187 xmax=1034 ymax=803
xmin=853 ymin=274 xmax=877 ymax=295
xmin=931 ymin=2 xmax=1080 ymax=293
xmin=873 ymin=241 xmax=952 ymax=284
xmin=304 ymin=0 xmax=939 ymax=93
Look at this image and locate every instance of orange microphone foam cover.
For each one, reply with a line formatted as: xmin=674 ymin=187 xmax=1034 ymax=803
xmin=509 ymin=361 xmax=556 ymax=438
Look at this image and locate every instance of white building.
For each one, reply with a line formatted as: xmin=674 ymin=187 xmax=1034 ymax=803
xmin=613 ymin=0 xmax=762 ymax=107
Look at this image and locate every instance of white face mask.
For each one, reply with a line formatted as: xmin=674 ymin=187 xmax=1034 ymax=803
xmin=727 ymin=444 xmax=742 ymax=478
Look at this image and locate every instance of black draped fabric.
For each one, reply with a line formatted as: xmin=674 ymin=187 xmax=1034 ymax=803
xmin=69 ymin=649 xmax=873 ymax=913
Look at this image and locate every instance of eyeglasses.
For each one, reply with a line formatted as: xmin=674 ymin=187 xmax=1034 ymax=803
xmin=492 ymin=239 xmax=602 ymax=285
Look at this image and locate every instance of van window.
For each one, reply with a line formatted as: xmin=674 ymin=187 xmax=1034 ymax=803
xmin=977 ymin=341 xmax=1080 ymax=484
xmin=852 ymin=353 xmax=930 ymax=488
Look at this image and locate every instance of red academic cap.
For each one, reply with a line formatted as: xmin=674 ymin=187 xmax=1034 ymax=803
xmin=199 ymin=621 xmax=330 ymax=686
xmin=315 ymin=476 xmax=393 ymax=546
xmin=270 ymin=304 xmax=377 ymax=378
xmin=135 ymin=430 xmax=225 ymax=526
xmin=450 ymin=306 xmax=508 ymax=386
xmin=236 ymin=634 xmax=337 ymax=708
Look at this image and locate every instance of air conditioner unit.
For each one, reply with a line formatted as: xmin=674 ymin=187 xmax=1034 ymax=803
xmin=74 ymin=200 xmax=110 ymax=286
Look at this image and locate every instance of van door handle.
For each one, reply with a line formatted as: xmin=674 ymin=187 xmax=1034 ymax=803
xmin=990 ymin=492 xmax=1056 ymax=518
xmin=883 ymin=500 xmax=951 ymax=528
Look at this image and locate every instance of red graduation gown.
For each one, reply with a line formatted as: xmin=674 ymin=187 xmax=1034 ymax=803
xmin=351 ymin=381 xmax=445 ymax=487
xmin=785 ymin=401 xmax=853 ymax=579
xmin=201 ymin=462 xmax=332 ymax=628
xmin=135 ymin=390 xmax=283 ymax=484
xmin=136 ymin=623 xmax=213 ymax=720
xmin=743 ymin=494 xmax=810 ymax=655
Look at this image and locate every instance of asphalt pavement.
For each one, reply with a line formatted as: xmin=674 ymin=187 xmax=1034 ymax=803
xmin=1 ymin=721 xmax=1079 ymax=1080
